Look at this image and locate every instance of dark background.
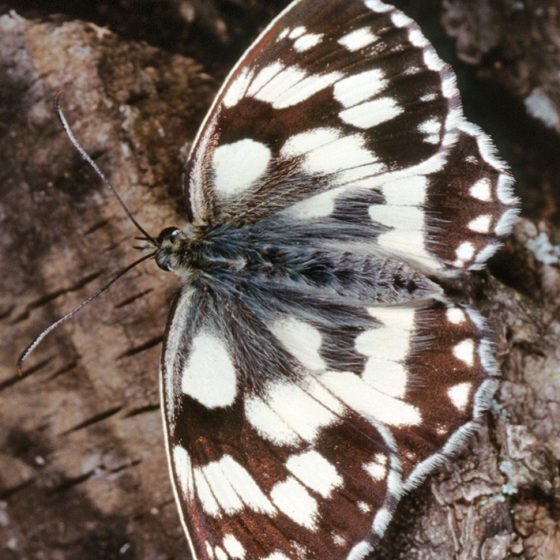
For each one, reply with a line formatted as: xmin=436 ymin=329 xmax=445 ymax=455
xmin=0 ymin=1 xmax=558 ymax=559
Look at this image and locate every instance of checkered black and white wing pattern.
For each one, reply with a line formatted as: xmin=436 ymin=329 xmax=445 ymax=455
xmin=162 ymin=286 xmax=499 ymax=559
xmin=185 ymin=0 xmax=516 ymax=274
xmin=161 ymin=1 xmax=518 ymax=559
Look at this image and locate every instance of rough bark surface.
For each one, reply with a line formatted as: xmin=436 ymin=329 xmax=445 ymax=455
xmin=0 ymin=2 xmax=558 ymax=560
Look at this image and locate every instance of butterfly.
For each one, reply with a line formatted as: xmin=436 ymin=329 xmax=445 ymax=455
xmin=20 ymin=0 xmax=517 ymax=558
xmin=151 ymin=1 xmax=519 ymax=558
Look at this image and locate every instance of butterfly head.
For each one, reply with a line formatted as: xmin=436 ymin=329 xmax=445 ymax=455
xmin=154 ymin=226 xmax=186 ymax=272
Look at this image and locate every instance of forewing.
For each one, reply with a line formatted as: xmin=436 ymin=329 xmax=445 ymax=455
xmin=184 ymin=0 xmax=517 ymax=274
xmin=161 ymin=285 xmax=497 ymax=559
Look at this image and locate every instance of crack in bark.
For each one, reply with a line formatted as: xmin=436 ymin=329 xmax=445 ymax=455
xmin=0 ymin=477 xmax=37 ymax=500
xmin=114 ymin=288 xmax=153 ymax=309
xmin=85 ymin=219 xmax=110 ymax=235
xmin=117 ymin=335 xmax=163 ymax=359
xmin=124 ymin=403 xmax=160 ymax=418
xmin=62 ymin=405 xmax=123 ymax=434
xmin=0 ymin=357 xmax=52 ymax=390
xmin=49 ymin=471 xmax=94 ymax=494
xmin=45 ymin=360 xmax=78 ymax=382
xmin=11 ymin=270 xmax=104 ymax=324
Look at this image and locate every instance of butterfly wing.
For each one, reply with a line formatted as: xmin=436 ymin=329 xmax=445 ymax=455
xmin=162 ymin=283 xmax=497 ymax=559
xmin=184 ymin=0 xmax=516 ymax=274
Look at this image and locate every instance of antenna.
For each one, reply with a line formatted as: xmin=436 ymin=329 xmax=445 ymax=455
xmin=17 ymin=251 xmax=156 ymax=374
xmin=17 ymin=94 xmax=161 ymax=373
xmin=55 ymin=93 xmax=156 ymax=244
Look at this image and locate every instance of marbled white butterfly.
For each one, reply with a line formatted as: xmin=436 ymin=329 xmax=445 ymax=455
xmin=156 ymin=1 xmax=518 ymax=558
xmin=20 ymin=0 xmax=519 ymax=558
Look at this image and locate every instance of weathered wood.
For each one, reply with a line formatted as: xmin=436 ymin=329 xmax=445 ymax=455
xmin=0 ymin=2 xmax=558 ymax=559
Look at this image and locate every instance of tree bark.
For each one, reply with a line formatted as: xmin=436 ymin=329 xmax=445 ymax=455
xmin=0 ymin=2 xmax=558 ymax=560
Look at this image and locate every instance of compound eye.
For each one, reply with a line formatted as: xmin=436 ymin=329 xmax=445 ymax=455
xmin=155 ymin=253 xmax=172 ymax=272
xmin=157 ymin=227 xmax=180 ymax=245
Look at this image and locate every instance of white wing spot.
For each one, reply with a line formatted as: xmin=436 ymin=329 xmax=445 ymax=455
xmin=448 ymin=382 xmax=472 ymax=411
xmin=338 ymin=27 xmax=378 ymax=51
xmin=348 ymin=541 xmax=374 ymax=560
xmin=420 ymin=92 xmax=438 ymax=102
xmin=182 ymin=331 xmax=237 ymax=409
xmin=277 ymin=27 xmax=289 ymax=41
xmin=245 ymin=378 xmax=342 ymax=446
xmin=369 ymin=175 xmax=439 ymax=270
xmin=408 ymin=28 xmax=429 ymax=48
xmin=214 ymin=547 xmax=227 ymax=560
xmin=248 ymin=62 xmax=284 ymax=97
xmin=455 ymin=241 xmax=476 ymax=266
xmin=356 ymin=307 xmax=415 ymax=399
xmin=286 ymin=449 xmax=343 ymax=498
xmin=423 ymin=48 xmax=445 ymax=71
xmin=495 ymin=208 xmax=518 ymax=236
xmin=354 ymin=307 xmax=415 ymax=398
xmin=270 ymin=477 xmax=318 ymax=530
xmin=418 ymin=117 xmax=442 ymax=144
xmin=364 ymin=0 xmax=393 ymax=13
xmin=283 ymin=129 xmax=378 ymax=176
xmin=286 ymin=188 xmax=340 ymax=219
xmin=340 ymin=96 xmax=403 ymax=129
xmin=276 ymin=71 xmax=342 ymax=109
xmin=333 ymin=534 xmax=346 ymax=547
xmin=195 ymin=455 xmax=275 ymax=518
xmin=453 ymin=339 xmax=475 ymax=367
xmin=252 ymin=66 xmax=306 ymax=104
xmin=446 ymin=308 xmax=466 ymax=325
xmin=281 ymin=127 xmax=340 ymax=158
xmin=223 ymin=534 xmax=245 ymax=559
xmin=289 ymin=26 xmax=306 ymax=39
xmin=358 ymin=501 xmax=371 ymax=513
xmin=475 ymin=243 xmax=500 ymax=265
xmin=391 ymin=12 xmax=413 ymax=28
xmin=334 ymin=68 xmax=387 ymax=108
xmin=173 ymin=446 xmax=194 ymax=499
xmin=223 ymin=66 xmax=254 ymax=108
xmin=263 ymin=554 xmax=290 ymax=560
xmin=364 ymin=453 xmax=387 ymax=481
xmin=294 ymin=33 xmax=323 ymax=52
xmin=270 ymin=316 xmax=326 ymax=371
xmin=381 ymin=175 xmax=427 ymax=206
xmin=468 ymin=214 xmax=492 ymax=234
xmin=205 ymin=542 xmax=215 ymax=559
xmin=202 ymin=459 xmax=244 ymax=515
xmin=319 ymin=370 xmax=421 ymax=426
xmin=213 ymin=139 xmax=271 ymax=197
xmin=373 ymin=506 xmax=393 ymax=533
xmin=193 ymin=469 xmax=220 ymax=517
xmin=252 ymin=65 xmax=342 ymax=109
xmin=469 ymin=178 xmax=492 ymax=201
